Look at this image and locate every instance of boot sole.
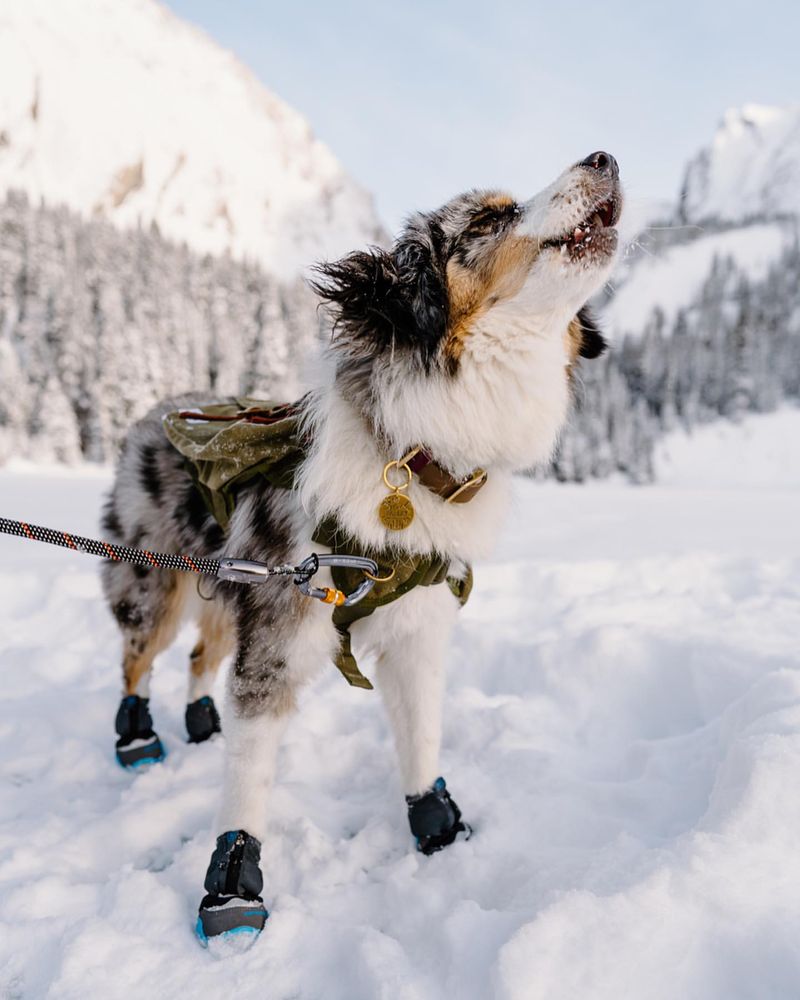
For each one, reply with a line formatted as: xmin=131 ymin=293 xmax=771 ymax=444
xmin=196 ymin=896 xmax=268 ymax=950
xmin=115 ymin=734 xmax=166 ymax=769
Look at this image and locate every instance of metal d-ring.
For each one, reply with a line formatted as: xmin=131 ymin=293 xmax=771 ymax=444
xmin=383 ymin=460 xmax=413 ymax=492
xmin=363 ymin=564 xmax=396 ymax=583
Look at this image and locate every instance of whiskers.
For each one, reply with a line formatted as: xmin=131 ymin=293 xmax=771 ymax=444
xmin=642 ymin=224 xmax=706 ymax=235
xmin=623 ymin=236 xmax=657 ymax=260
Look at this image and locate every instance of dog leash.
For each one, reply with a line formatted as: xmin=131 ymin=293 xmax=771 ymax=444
xmin=0 ymin=515 xmax=379 ymax=607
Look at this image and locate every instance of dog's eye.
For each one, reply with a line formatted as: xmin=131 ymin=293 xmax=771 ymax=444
xmin=465 ymin=204 xmax=519 ymax=238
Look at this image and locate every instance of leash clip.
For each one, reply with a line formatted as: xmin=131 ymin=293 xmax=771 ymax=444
xmin=216 ymin=558 xmax=294 ymax=584
xmin=294 ymin=553 xmax=379 ymax=607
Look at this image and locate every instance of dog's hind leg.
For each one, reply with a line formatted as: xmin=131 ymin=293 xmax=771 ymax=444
xmin=185 ymin=598 xmax=234 ymax=744
xmin=103 ymin=560 xmax=189 ymax=769
xmin=370 ymin=585 xmax=471 ymax=855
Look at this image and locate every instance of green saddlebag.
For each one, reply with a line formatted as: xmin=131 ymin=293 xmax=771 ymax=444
xmin=162 ymin=398 xmax=306 ymax=529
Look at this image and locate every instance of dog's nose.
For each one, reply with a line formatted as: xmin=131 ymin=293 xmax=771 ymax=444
xmin=579 ymin=151 xmax=618 ymax=177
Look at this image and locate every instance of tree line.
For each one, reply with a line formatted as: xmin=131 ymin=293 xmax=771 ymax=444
xmin=1 ymin=190 xmax=798 ymax=479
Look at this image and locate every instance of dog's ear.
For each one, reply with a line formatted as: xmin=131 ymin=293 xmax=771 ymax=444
xmin=311 ymin=230 xmax=448 ymax=367
xmin=392 ymin=233 xmax=448 ymax=355
xmin=575 ymin=305 xmax=607 ymax=359
xmin=311 ymin=246 xmax=398 ymax=343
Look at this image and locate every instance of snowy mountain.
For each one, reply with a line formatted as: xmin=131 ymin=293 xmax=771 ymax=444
xmin=0 ymin=0 xmax=388 ymax=466
xmin=606 ymin=103 xmax=800 ymax=344
xmin=558 ymin=102 xmax=800 ymax=482
xmin=677 ymin=103 xmax=800 ymax=225
xmin=0 ymin=0 xmax=384 ymax=278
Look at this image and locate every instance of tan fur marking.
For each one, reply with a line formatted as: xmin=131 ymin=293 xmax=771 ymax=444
xmin=566 ymin=315 xmax=584 ymax=366
xmin=264 ymin=687 xmax=297 ymax=719
xmin=190 ymin=600 xmax=235 ymax=680
xmin=122 ymin=574 xmax=189 ymax=695
xmin=444 ymin=235 xmax=540 ymax=362
xmin=488 ymin=235 xmax=541 ymax=299
xmin=482 ymin=194 xmax=515 ymax=212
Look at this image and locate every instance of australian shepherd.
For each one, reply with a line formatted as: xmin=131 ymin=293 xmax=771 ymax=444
xmin=100 ymin=151 xmax=622 ymax=947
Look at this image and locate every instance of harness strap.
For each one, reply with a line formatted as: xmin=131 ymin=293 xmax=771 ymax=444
xmin=176 ymin=403 xmax=300 ymax=425
xmin=312 ymin=517 xmax=472 ymax=688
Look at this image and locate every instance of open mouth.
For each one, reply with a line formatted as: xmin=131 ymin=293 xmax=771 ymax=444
xmin=541 ymin=192 xmax=621 ymax=256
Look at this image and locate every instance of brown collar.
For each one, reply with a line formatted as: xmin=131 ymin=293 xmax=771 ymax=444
xmin=176 ymin=403 xmax=488 ymax=505
xmin=402 ymin=447 xmax=488 ymax=504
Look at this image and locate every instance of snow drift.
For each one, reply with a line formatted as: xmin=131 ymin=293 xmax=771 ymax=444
xmin=1 ymin=409 xmax=799 ymax=998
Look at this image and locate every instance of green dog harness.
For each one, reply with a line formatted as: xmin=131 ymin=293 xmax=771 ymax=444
xmin=163 ymin=399 xmax=475 ymax=688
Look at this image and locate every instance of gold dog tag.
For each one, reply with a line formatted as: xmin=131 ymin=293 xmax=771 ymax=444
xmin=379 ymin=460 xmax=415 ymax=531
xmin=379 ymin=492 xmax=415 ymax=531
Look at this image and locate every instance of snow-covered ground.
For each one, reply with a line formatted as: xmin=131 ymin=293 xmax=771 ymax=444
xmin=1 ymin=411 xmax=800 ymax=999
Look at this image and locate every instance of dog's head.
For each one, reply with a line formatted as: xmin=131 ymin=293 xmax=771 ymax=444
xmin=313 ymin=151 xmax=621 ymax=376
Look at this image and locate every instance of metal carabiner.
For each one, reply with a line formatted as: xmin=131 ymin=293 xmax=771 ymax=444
xmin=293 ymin=553 xmax=379 ymax=607
xmin=216 ymin=553 xmax=380 ymax=607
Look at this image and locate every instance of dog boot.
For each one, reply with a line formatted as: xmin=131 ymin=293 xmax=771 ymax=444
xmin=406 ymin=776 xmax=471 ymax=855
xmin=185 ymin=695 xmax=221 ymax=744
xmin=114 ymin=694 xmax=166 ymax=768
xmin=196 ymin=830 xmax=268 ymax=950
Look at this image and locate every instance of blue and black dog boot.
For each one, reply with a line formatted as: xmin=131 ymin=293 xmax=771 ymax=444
xmin=114 ymin=694 xmax=166 ymax=768
xmin=406 ymin=776 xmax=471 ymax=855
xmin=196 ymin=830 xmax=268 ymax=948
xmin=185 ymin=695 xmax=221 ymax=743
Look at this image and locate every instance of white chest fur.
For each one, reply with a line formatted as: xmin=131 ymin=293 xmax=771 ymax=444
xmin=297 ymin=310 xmax=572 ymax=562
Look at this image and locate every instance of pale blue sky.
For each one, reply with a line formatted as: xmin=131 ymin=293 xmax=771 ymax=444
xmin=165 ymin=0 xmax=800 ymax=233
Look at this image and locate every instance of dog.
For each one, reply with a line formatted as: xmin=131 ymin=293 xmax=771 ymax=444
xmin=100 ymin=150 xmax=622 ymax=947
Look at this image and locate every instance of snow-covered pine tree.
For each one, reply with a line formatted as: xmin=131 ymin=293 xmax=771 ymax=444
xmin=550 ymin=237 xmax=800 ymax=481
xmin=0 ymin=190 xmax=321 ymax=463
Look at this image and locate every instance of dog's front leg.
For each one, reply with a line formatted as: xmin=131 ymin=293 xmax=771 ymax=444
xmin=215 ymin=708 xmax=287 ymax=841
xmin=196 ymin=586 xmax=335 ymax=949
xmin=195 ymin=685 xmax=290 ymax=948
xmin=370 ymin=585 xmax=470 ymax=854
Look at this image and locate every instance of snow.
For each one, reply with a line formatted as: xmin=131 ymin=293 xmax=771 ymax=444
xmin=655 ymin=409 xmax=800 ymax=490
xmin=1 ymin=409 xmax=800 ymax=998
xmin=605 ymin=222 xmax=790 ymax=339
xmin=0 ymin=0 xmax=384 ymax=279
xmin=679 ymin=103 xmax=800 ymax=224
